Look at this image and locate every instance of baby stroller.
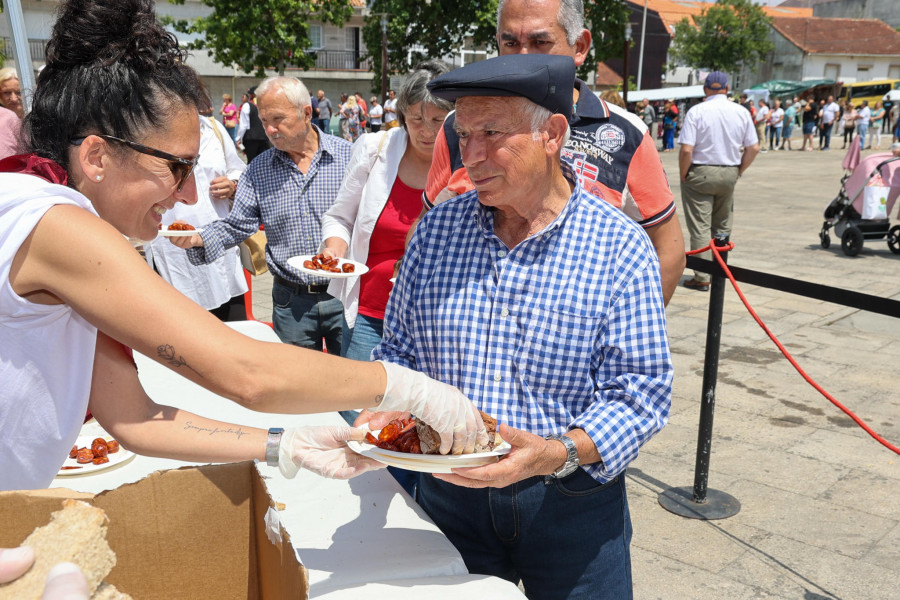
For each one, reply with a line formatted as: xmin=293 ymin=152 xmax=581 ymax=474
xmin=819 ymin=152 xmax=900 ymax=256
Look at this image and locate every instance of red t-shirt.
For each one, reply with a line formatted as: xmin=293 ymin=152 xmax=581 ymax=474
xmin=357 ymin=176 xmax=423 ymax=320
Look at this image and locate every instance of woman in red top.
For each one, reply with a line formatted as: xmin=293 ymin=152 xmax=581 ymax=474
xmin=321 ymin=60 xmax=453 ymax=398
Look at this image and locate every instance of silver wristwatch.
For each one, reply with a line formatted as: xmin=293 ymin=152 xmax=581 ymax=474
xmin=545 ymin=433 xmax=579 ymax=479
xmin=266 ymin=428 xmax=284 ymax=466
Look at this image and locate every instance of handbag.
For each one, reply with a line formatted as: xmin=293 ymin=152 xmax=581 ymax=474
xmin=208 ymin=118 xmax=268 ymax=275
xmin=862 ymin=176 xmax=889 ymax=221
xmin=239 ymin=229 xmax=269 ymax=275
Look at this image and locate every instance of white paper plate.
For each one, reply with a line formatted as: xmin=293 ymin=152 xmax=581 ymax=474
xmin=58 ymin=436 xmax=135 ymax=476
xmin=348 ymin=435 xmax=510 ymax=474
xmin=157 ymin=228 xmax=201 ymax=237
xmin=287 ymin=255 xmax=369 ymax=279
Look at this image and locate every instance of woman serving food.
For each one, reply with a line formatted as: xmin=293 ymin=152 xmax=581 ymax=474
xmin=0 ymin=0 xmax=486 ymax=492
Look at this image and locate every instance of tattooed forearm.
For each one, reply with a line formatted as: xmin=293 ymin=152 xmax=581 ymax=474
xmin=157 ymin=344 xmax=199 ymax=375
xmin=183 ymin=421 xmax=249 ymax=440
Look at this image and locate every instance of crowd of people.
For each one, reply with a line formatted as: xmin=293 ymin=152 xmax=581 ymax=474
xmin=633 ymin=92 xmax=898 ymax=155
xmin=19 ymin=0 xmax=894 ymax=598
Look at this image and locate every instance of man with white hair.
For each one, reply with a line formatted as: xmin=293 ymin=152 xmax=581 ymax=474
xmin=178 ymin=76 xmax=351 ymax=352
xmin=372 ymin=54 xmax=673 ymax=600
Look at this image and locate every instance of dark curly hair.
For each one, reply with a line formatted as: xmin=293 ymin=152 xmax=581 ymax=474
xmin=25 ymin=0 xmax=202 ymax=171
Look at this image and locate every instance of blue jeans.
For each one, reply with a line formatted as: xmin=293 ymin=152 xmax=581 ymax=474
xmin=857 ymin=123 xmax=868 ymax=149
xmin=769 ymin=126 xmax=781 ymax=148
xmin=418 ymin=470 xmax=633 ymax=600
xmin=823 ymin=122 xmax=834 ymax=148
xmin=271 ymin=281 xmax=343 ymax=354
xmin=663 ymin=128 xmax=675 ymax=150
xmin=337 ymin=313 xmax=385 ymax=425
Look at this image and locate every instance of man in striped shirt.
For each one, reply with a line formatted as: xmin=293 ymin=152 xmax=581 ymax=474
xmin=372 ymin=54 xmax=672 ymax=600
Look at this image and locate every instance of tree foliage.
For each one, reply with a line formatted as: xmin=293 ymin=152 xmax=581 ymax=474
xmin=361 ymin=0 xmax=498 ymax=92
xmin=362 ymin=0 xmax=631 ymax=91
xmin=164 ymin=0 xmax=353 ymax=76
xmin=670 ymin=0 xmax=773 ymax=73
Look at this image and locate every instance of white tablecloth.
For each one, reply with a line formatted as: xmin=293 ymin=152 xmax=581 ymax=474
xmin=51 ymin=320 xmax=524 ymax=599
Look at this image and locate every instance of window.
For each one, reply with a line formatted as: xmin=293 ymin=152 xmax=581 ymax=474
xmin=773 ymin=62 xmax=784 ymax=79
xmin=857 ymin=65 xmax=872 ymax=79
xmin=824 ymin=63 xmax=840 ymax=81
xmin=889 ymin=65 xmax=900 ymax=80
xmin=308 ymin=25 xmax=323 ymax=50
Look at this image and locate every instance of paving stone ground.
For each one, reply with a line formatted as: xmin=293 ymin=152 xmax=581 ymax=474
xmin=250 ymin=139 xmax=900 ymax=600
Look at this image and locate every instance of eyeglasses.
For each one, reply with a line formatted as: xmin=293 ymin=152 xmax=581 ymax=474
xmin=71 ymin=135 xmax=199 ymax=191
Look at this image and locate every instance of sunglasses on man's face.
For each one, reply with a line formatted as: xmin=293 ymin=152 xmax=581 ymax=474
xmin=71 ymin=135 xmax=199 ymax=191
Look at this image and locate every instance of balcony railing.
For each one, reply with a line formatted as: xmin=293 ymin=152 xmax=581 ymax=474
xmin=0 ymin=39 xmax=48 ymax=62
xmin=303 ymin=50 xmax=372 ymax=71
xmin=3 ymin=39 xmax=371 ymax=73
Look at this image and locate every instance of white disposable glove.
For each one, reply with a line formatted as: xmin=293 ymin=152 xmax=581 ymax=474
xmin=375 ymin=361 xmax=488 ymax=455
xmin=278 ymin=426 xmax=385 ymax=480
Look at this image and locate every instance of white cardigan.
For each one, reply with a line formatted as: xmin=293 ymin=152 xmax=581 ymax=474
xmin=321 ymin=126 xmax=408 ymax=329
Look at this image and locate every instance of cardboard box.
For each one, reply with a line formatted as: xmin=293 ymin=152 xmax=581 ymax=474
xmin=0 ymin=462 xmax=307 ymax=599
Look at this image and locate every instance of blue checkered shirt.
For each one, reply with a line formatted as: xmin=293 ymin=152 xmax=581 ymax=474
xmin=188 ymin=128 xmax=352 ymax=286
xmin=372 ymin=175 xmax=673 ymax=483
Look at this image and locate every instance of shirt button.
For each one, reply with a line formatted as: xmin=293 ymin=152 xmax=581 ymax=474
xmin=500 ymin=308 xmax=509 ymax=317
xmin=497 ymin=250 xmax=506 ymax=258
xmin=493 ymin=373 xmax=502 ymax=382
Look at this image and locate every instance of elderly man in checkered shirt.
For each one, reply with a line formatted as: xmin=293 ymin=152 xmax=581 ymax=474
xmin=368 ymin=54 xmax=672 ymax=600
xmin=179 ymin=76 xmax=351 ymax=353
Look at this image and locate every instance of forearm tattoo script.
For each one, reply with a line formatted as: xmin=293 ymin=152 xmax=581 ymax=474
xmin=157 ymin=344 xmax=199 ymax=375
xmin=183 ymin=421 xmax=249 ymax=440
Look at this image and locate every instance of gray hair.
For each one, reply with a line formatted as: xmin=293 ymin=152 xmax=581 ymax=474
xmin=255 ymin=76 xmax=311 ymax=113
xmin=518 ymin=96 xmax=571 ymax=149
xmin=397 ymin=60 xmax=454 ymax=128
xmin=497 ymin=0 xmax=585 ymax=46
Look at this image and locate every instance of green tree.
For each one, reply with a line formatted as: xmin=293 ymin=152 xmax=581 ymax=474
xmin=362 ymin=0 xmax=631 ymax=91
xmin=164 ymin=0 xmax=353 ymax=76
xmin=361 ymin=0 xmax=498 ymax=93
xmin=669 ymin=0 xmax=773 ymax=73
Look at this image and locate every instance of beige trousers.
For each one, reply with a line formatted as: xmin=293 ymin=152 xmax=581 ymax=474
xmin=680 ymin=164 xmax=740 ymax=283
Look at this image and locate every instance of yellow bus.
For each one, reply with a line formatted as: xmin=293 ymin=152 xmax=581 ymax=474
xmin=839 ymin=79 xmax=900 ymax=107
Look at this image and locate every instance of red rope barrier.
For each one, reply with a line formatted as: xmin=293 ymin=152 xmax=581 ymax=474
xmin=691 ymin=240 xmax=900 ymax=456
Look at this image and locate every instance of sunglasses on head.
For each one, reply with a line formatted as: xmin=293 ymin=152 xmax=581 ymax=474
xmin=71 ymin=134 xmax=199 ymax=191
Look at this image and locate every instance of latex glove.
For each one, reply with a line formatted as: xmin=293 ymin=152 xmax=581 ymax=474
xmin=375 ymin=361 xmax=488 ymax=455
xmin=0 ymin=548 xmax=89 ymax=600
xmin=278 ymin=426 xmax=385 ymax=479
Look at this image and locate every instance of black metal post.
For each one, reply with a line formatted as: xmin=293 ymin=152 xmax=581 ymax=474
xmin=659 ymin=234 xmax=741 ymax=520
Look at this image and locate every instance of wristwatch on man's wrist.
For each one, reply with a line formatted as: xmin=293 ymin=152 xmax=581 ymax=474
xmin=545 ymin=433 xmax=579 ymax=479
xmin=266 ymin=428 xmax=284 ymax=466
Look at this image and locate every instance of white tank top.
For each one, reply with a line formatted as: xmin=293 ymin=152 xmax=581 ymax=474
xmin=0 ymin=173 xmax=99 ymax=490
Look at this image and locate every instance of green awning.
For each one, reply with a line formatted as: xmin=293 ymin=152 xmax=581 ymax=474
xmin=750 ymin=79 xmax=837 ymax=97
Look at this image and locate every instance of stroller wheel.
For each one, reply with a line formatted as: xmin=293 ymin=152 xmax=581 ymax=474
xmin=820 ymin=230 xmax=831 ymax=249
xmin=888 ymin=225 xmax=900 ymax=255
xmin=841 ymin=227 xmax=863 ymax=257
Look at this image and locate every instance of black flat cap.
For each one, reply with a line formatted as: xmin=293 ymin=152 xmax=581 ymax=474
xmin=426 ymin=54 xmax=575 ymax=119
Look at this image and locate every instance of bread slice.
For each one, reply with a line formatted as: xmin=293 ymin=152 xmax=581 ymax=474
xmin=0 ymin=499 xmax=130 ymax=600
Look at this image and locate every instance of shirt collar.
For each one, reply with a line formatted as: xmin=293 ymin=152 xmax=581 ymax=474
xmin=272 ymin=125 xmax=336 ymax=166
xmin=704 ymin=94 xmax=729 ymax=103
xmin=573 ymin=78 xmax=610 ymax=122
xmin=474 ymin=163 xmax=582 ymax=242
